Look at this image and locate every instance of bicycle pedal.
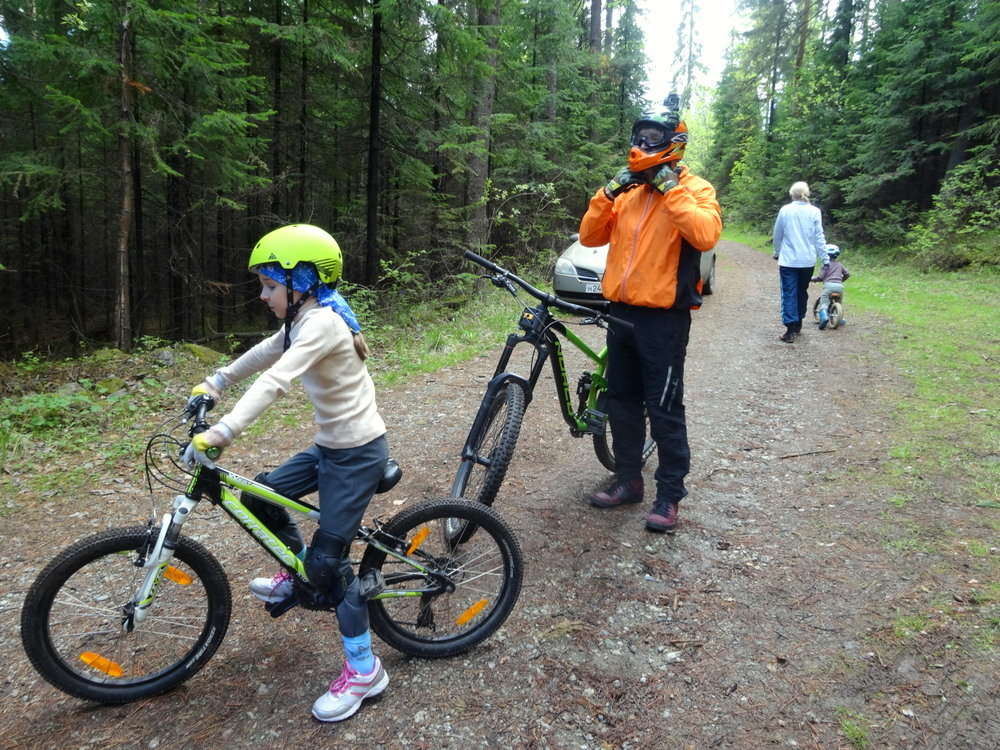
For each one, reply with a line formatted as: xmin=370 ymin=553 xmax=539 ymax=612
xmin=265 ymin=596 xmax=298 ymax=618
xmin=582 ymin=409 xmax=608 ymax=435
xmin=358 ymin=569 xmax=385 ymax=600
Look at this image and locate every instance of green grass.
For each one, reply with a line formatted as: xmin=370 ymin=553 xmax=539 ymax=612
xmin=847 ymin=262 xmax=999 ymax=507
xmin=835 ymin=707 xmax=872 ymax=749
xmin=365 ymin=283 xmax=522 ymax=388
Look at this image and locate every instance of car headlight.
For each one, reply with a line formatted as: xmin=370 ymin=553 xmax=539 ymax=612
xmin=554 ymin=258 xmax=575 ymax=276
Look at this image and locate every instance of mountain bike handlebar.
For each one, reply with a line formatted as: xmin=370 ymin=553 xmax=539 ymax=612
xmin=463 ymin=250 xmax=629 ymax=327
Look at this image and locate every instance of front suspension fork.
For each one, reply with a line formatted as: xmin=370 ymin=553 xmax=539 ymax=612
xmin=128 ymin=494 xmax=198 ymax=628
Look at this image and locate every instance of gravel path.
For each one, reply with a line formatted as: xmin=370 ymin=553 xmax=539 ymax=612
xmin=1 ymin=240 xmax=996 ymax=749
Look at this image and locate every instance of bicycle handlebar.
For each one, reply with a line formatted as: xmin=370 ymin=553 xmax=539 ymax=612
xmin=463 ymin=250 xmax=629 ymax=326
xmin=184 ymin=396 xmax=222 ymax=460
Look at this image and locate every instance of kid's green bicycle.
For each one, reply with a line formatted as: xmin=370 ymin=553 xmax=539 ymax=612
xmin=20 ymin=396 xmax=523 ymax=704
xmin=447 ymin=251 xmax=654 ymax=541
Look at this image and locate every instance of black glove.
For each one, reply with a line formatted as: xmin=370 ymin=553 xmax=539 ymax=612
xmin=604 ymin=167 xmax=643 ymax=199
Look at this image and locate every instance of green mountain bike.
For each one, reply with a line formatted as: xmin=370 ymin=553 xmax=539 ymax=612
xmin=447 ymin=251 xmax=654 ymax=541
xmin=20 ymin=396 xmax=523 ymax=704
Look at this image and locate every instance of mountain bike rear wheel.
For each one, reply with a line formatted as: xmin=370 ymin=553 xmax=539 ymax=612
xmin=362 ymin=499 xmax=523 ymax=658
xmin=21 ymin=526 xmax=231 ymax=704
xmin=592 ymin=388 xmax=655 ymax=472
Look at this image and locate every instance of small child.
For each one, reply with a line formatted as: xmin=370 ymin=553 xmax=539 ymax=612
xmin=811 ymin=244 xmax=850 ymax=329
xmin=184 ymin=223 xmax=389 ymax=722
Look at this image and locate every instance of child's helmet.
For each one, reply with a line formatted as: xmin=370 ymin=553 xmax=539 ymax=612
xmin=248 ymin=224 xmax=343 ymax=285
xmin=825 ymin=244 xmax=841 ymax=258
xmin=628 ymin=93 xmax=688 ymax=172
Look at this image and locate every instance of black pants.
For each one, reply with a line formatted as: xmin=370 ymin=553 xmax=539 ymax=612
xmin=606 ymin=303 xmax=691 ymax=503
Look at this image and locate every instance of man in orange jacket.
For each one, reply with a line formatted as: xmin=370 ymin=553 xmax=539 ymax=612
xmin=579 ymin=98 xmax=721 ymax=533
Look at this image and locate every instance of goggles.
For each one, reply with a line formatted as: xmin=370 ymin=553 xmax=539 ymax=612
xmin=631 ymin=129 xmax=687 ymax=153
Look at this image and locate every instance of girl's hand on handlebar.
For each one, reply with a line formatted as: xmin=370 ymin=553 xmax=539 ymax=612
xmin=181 ymin=425 xmax=232 ymax=469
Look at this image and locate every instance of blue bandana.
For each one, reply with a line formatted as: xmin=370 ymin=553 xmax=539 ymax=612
xmin=258 ymin=263 xmax=361 ymax=334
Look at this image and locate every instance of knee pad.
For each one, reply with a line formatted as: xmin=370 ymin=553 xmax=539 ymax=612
xmin=305 ymin=529 xmax=352 ymax=608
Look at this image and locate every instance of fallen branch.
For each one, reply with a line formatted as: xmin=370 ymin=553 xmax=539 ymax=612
xmin=777 ymin=448 xmax=836 ymax=459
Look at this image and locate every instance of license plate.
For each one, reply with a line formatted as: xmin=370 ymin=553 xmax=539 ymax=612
xmin=585 ymin=282 xmax=602 ymax=293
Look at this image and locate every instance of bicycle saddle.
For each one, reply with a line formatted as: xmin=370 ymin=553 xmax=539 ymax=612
xmin=376 ymin=458 xmax=402 ymax=494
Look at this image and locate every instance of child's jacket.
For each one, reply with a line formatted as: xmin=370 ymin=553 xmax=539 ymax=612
xmin=214 ymin=298 xmax=385 ymax=450
xmin=812 ymin=260 xmax=850 ymax=284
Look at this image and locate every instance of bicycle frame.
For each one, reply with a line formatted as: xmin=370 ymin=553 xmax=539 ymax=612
xmin=494 ymin=302 xmax=610 ymax=434
xmin=131 ymin=457 xmax=431 ymax=628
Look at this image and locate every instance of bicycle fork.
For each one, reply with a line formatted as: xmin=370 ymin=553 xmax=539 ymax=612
xmin=127 ymin=494 xmax=199 ymax=629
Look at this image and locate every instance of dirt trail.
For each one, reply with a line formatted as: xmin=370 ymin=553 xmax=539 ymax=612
xmin=1 ymin=241 xmax=996 ymax=749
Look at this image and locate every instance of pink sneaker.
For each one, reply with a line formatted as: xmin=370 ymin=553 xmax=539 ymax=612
xmin=248 ymin=571 xmax=293 ymax=603
xmin=312 ymin=658 xmax=389 ymax=722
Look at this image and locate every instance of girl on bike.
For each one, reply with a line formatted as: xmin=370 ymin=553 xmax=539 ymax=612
xmin=184 ymin=223 xmax=390 ymax=722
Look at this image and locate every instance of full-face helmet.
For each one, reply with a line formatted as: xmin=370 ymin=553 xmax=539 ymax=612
xmin=628 ymin=94 xmax=688 ymax=172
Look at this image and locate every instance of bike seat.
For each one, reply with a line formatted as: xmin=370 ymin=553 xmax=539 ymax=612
xmin=376 ymin=458 xmax=402 ymax=494
xmin=830 ymin=293 xmax=842 ymax=300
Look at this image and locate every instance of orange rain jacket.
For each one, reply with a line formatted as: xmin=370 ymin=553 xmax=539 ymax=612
xmin=578 ymin=166 xmax=722 ymax=310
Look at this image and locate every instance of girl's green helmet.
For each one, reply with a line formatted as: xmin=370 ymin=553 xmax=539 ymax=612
xmin=248 ymin=224 xmax=343 ymax=285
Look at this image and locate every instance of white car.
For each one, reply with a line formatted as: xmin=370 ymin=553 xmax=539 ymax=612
xmin=552 ymin=235 xmax=717 ymax=307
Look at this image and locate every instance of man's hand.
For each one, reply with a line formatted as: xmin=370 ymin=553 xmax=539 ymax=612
xmin=650 ymin=163 xmax=680 ymax=194
xmin=604 ymin=167 xmax=643 ymax=200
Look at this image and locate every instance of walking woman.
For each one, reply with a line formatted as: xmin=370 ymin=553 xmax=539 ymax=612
xmin=772 ymin=181 xmax=827 ymax=342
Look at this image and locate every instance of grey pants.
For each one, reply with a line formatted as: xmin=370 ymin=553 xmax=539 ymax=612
xmin=243 ymin=435 xmax=389 ymax=637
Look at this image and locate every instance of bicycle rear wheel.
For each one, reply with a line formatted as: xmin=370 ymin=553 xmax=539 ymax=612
xmin=829 ymin=301 xmax=843 ymax=329
xmin=21 ymin=526 xmax=231 ymax=704
xmin=592 ymin=388 xmax=655 ymax=472
xmin=362 ymin=499 xmax=523 ymax=658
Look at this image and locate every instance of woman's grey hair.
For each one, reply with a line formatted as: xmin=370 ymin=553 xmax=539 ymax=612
xmin=789 ymin=181 xmax=810 ymax=201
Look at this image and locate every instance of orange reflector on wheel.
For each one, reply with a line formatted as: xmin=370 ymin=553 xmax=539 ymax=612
xmin=407 ymin=526 xmax=430 ymax=555
xmin=163 ymin=566 xmax=193 ymax=585
xmin=456 ymin=599 xmax=488 ymax=626
xmin=80 ymin=652 xmax=123 ymax=677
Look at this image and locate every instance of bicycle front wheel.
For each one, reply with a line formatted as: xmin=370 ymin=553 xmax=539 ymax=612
xmin=453 ymin=381 xmax=526 ymax=506
xmin=21 ymin=526 xmax=231 ymax=704
xmin=362 ymin=499 xmax=523 ymax=658
xmin=592 ymin=388 xmax=655 ymax=472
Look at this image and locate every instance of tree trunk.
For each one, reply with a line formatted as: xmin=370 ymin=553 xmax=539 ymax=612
xmin=113 ymin=3 xmax=135 ymax=351
xmin=465 ymin=0 xmax=501 ymax=251
xmin=364 ymin=0 xmax=383 ymax=285
xmin=588 ymin=0 xmax=602 ymax=142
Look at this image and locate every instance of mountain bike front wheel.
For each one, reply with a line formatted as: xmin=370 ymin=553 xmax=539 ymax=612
xmin=445 ymin=381 xmax=526 ymax=545
xmin=21 ymin=526 xmax=231 ymax=704
xmin=452 ymin=381 xmax=526 ymax=507
xmin=362 ymin=499 xmax=523 ymax=658
xmin=591 ymin=388 xmax=655 ymax=472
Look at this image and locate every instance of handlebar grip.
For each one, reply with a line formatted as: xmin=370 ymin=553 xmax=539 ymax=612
xmin=463 ymin=249 xmax=498 ymax=272
xmin=606 ymin=314 xmax=634 ymax=330
xmin=205 ymin=446 xmax=222 ymax=460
